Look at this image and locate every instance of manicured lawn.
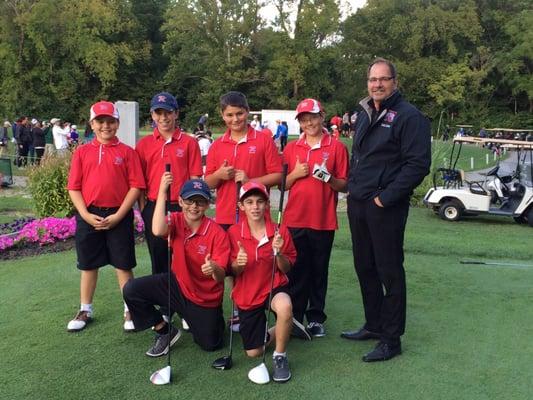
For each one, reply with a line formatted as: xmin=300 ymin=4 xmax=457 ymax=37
xmin=1 ymin=207 xmax=531 ymax=399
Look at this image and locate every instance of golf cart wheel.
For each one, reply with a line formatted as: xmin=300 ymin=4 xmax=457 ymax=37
xmin=513 ymin=215 xmax=527 ymax=224
xmin=527 ymin=207 xmax=533 ymax=227
xmin=438 ymin=201 xmax=462 ymax=222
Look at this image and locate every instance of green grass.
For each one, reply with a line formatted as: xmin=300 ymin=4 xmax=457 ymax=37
xmin=0 ymin=194 xmax=34 ymax=223
xmin=1 ymin=207 xmax=532 ymax=399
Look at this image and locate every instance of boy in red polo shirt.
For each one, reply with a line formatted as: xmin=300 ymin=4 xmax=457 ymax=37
xmin=123 ymin=177 xmax=230 ymax=356
xmin=205 ymin=91 xmax=282 ymax=229
xmin=283 ymin=98 xmax=349 ymax=338
xmin=66 ymin=101 xmax=145 ymax=332
xmin=228 ymin=182 xmax=303 ymax=382
xmin=136 ymin=92 xmax=202 ymax=275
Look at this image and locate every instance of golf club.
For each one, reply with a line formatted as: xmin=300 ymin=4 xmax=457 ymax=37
xmin=150 ymin=164 xmax=173 ymax=385
xmin=248 ymin=164 xmax=288 ymax=385
xmin=460 ymin=260 xmax=533 ymax=268
xmin=212 ymin=181 xmax=242 ymax=370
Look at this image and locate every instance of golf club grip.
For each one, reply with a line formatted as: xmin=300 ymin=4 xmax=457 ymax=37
xmin=277 ymin=163 xmax=288 ymax=224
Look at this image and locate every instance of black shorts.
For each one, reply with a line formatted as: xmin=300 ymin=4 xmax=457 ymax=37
xmin=238 ymin=285 xmax=289 ymax=351
xmin=75 ymin=206 xmax=136 ymax=270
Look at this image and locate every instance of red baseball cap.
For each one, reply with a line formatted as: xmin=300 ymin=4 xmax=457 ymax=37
xmin=295 ymin=98 xmax=323 ymax=119
xmin=90 ymin=101 xmax=120 ymax=121
xmin=239 ymin=181 xmax=269 ymax=201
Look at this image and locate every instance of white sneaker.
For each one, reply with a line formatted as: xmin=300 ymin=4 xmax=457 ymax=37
xmin=123 ymin=311 xmax=135 ymax=332
xmin=181 ymin=318 xmax=190 ymax=331
xmin=67 ymin=310 xmax=92 ymax=332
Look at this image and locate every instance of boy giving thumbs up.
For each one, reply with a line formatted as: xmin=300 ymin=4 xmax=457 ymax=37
xmin=123 ymin=176 xmax=230 ymax=357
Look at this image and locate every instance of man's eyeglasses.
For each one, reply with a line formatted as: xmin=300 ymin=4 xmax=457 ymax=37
xmin=368 ymin=76 xmax=394 ymax=83
xmin=182 ymin=198 xmax=209 ymax=207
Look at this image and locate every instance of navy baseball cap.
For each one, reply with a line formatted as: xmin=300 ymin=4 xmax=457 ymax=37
xmin=150 ymin=92 xmax=178 ymax=112
xmin=180 ymin=179 xmax=211 ymax=200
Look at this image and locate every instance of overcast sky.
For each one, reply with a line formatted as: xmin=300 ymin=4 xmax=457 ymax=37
xmin=260 ymin=0 xmax=367 ymax=23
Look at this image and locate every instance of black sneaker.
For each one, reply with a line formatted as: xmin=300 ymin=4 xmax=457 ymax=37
xmin=307 ymin=322 xmax=326 ymax=337
xmin=272 ymin=355 xmax=291 ymax=382
xmin=291 ymin=318 xmax=312 ymax=341
xmin=145 ymin=325 xmax=182 ymax=357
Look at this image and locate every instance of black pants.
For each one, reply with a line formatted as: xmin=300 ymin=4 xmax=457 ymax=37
xmin=287 ymin=227 xmax=335 ymax=324
xmin=280 ymin=136 xmax=287 ymax=151
xmin=347 ymin=196 xmax=409 ymax=345
xmin=17 ymin=143 xmax=29 ymax=166
xmin=141 ymin=200 xmax=181 ymax=274
xmin=123 ymin=273 xmax=224 ymax=351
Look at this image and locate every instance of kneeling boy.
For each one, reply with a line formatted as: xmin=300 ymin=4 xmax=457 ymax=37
xmin=228 ymin=182 xmax=303 ymax=382
xmin=123 ymin=176 xmax=230 ymax=356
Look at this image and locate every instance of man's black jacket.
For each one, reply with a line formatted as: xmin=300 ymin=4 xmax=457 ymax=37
xmin=348 ymin=90 xmax=431 ymax=207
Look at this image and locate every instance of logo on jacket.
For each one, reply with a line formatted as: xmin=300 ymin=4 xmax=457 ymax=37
xmin=114 ymin=156 xmax=124 ymax=165
xmin=197 ymin=244 xmax=207 ymax=255
xmin=176 ymin=148 xmax=184 ymax=157
xmin=249 ymin=145 xmax=257 ymax=154
xmin=384 ymin=111 xmax=397 ymax=123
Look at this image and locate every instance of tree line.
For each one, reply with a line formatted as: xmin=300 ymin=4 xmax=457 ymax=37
xmin=1 ymin=0 xmax=531 ymax=130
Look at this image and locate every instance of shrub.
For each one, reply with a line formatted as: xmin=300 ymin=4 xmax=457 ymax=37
xmin=27 ymin=155 xmax=74 ymax=218
xmin=411 ymin=144 xmax=449 ymax=207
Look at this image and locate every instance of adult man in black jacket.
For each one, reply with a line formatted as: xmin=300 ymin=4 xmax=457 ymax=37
xmin=342 ymin=58 xmax=431 ymax=362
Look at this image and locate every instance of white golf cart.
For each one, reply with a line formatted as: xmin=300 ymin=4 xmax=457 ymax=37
xmin=424 ymin=136 xmax=533 ymax=226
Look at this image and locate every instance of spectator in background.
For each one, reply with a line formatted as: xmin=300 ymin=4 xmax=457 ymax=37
xmin=16 ymin=117 xmax=32 ymax=167
xmin=198 ymin=113 xmax=209 ymax=131
xmin=196 ymin=130 xmax=213 ymax=172
xmin=1 ymin=121 xmax=11 ymax=157
xmin=341 ymin=112 xmax=350 ymax=137
xmin=42 ymin=121 xmax=55 ymax=156
xmin=84 ymin=120 xmax=94 ymax=143
xmin=250 ymin=114 xmax=261 ymax=132
xmin=274 ymin=120 xmax=289 ymax=151
xmin=51 ymin=118 xmax=69 ymax=155
xmin=331 ymin=124 xmax=340 ymax=140
xmin=32 ymin=120 xmax=45 ymax=164
xmin=329 ymin=114 xmax=342 ymax=131
xmin=69 ymin=124 xmax=79 ymax=146
xmin=261 ymin=120 xmax=273 ymax=138
xmin=350 ymin=111 xmax=358 ymax=137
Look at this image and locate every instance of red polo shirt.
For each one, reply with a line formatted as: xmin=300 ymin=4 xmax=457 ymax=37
xmin=169 ymin=213 xmax=230 ymax=308
xmin=282 ymin=132 xmax=349 ymax=230
xmin=67 ymin=137 xmax=145 ymax=207
xmin=136 ymin=128 xmax=202 ymax=202
xmin=228 ymin=220 xmax=296 ymax=311
xmin=205 ymin=126 xmax=282 ymax=225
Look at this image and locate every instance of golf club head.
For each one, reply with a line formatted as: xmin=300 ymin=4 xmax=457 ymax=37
xmin=248 ymin=362 xmax=270 ymax=385
xmin=150 ymin=365 xmax=171 ymax=385
xmin=212 ymin=356 xmax=232 ymax=370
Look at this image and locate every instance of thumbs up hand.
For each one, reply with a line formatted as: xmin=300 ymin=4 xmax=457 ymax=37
xmin=236 ymin=241 xmax=248 ymax=267
xmin=293 ymin=155 xmax=309 ymax=179
xmin=217 ymin=159 xmax=235 ymax=181
xmin=201 ymin=254 xmax=215 ymax=276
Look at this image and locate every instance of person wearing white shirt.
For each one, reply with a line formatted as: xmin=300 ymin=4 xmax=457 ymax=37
xmin=51 ymin=118 xmax=69 ymax=154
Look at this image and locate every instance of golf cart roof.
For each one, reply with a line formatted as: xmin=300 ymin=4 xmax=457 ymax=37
xmin=453 ymin=136 xmax=533 ymax=147
xmin=455 ymin=124 xmax=474 ymax=128
xmin=483 ymin=128 xmax=533 ymax=132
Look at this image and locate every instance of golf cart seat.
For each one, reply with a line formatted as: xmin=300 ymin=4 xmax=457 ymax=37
xmin=459 ymin=169 xmax=488 ymax=195
xmin=0 ymin=157 xmax=13 ymax=187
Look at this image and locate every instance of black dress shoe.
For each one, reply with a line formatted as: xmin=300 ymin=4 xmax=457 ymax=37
xmin=340 ymin=327 xmax=381 ymax=341
xmin=362 ymin=341 xmax=401 ymax=362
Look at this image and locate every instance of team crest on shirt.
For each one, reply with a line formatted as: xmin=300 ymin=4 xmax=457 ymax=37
xmin=197 ymin=244 xmax=207 ymax=255
xmin=249 ymin=146 xmax=257 ymax=154
xmin=322 ymin=152 xmax=330 ymax=161
xmin=176 ymin=148 xmax=185 ymax=157
xmin=384 ymin=111 xmax=397 ymax=123
xmin=114 ymin=156 xmax=124 ymax=165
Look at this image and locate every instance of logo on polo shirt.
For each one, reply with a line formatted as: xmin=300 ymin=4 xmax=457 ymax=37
xmin=249 ymin=146 xmax=257 ymax=154
xmin=384 ymin=111 xmax=397 ymax=123
xmin=176 ymin=148 xmax=185 ymax=157
xmin=114 ymin=156 xmax=124 ymax=165
xmin=322 ymin=152 xmax=330 ymax=161
xmin=197 ymin=244 xmax=207 ymax=255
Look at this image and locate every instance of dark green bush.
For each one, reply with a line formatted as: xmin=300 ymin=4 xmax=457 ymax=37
xmin=27 ymin=155 xmax=74 ymax=217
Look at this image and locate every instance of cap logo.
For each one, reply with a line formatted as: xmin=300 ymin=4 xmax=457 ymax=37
xmin=193 ymin=182 xmax=203 ymax=189
xmin=158 ymin=95 xmax=167 ymax=102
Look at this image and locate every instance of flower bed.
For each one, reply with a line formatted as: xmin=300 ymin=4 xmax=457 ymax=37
xmin=0 ymin=210 xmax=145 ymax=258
